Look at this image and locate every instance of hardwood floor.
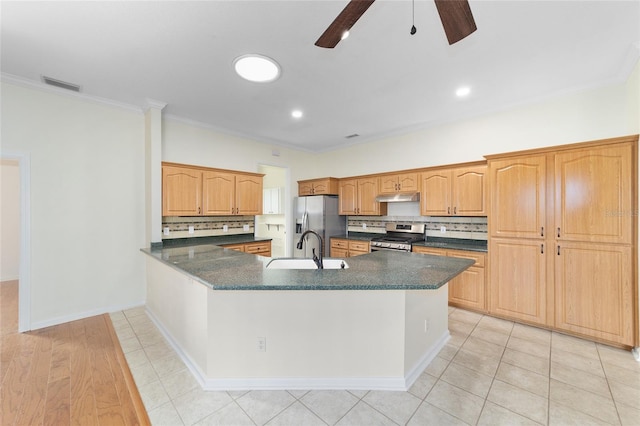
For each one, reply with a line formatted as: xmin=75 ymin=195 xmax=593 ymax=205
xmin=0 ymin=280 xmax=150 ymax=425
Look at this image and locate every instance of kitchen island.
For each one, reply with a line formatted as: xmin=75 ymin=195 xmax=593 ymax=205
xmin=141 ymin=244 xmax=473 ymax=391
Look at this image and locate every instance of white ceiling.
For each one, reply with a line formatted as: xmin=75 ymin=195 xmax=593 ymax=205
xmin=1 ymin=1 xmax=639 ymax=152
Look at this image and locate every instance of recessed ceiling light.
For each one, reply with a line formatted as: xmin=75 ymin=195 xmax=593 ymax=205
xmin=234 ymin=54 xmax=281 ymax=83
xmin=456 ymin=86 xmax=471 ymax=97
xmin=291 ymin=110 xmax=303 ymax=119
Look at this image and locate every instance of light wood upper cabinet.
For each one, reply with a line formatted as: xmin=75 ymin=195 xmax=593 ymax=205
xmin=162 ymin=166 xmax=202 ymax=216
xmin=489 ymin=237 xmax=547 ymax=325
xmin=554 ymin=241 xmax=633 ymax=345
xmin=202 ymin=171 xmax=235 ymax=215
xmin=420 ymin=170 xmax=451 ymax=216
xmin=163 ymin=162 xmax=263 ymax=216
xmin=379 ymin=172 xmax=419 ymax=194
xmin=338 ymin=177 xmax=386 ymax=216
xmin=554 ymin=143 xmax=633 ymax=245
xmin=420 ymin=165 xmax=486 ymax=216
xmin=489 ymin=156 xmax=546 ymax=239
xmin=298 ymin=177 xmax=339 ymax=196
xmin=452 ymin=166 xmax=487 ymax=216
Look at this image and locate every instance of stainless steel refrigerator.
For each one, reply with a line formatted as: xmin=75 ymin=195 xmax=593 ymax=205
xmin=293 ymin=195 xmax=346 ymax=258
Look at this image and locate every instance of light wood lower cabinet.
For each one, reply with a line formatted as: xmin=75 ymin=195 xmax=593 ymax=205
xmin=413 ymin=246 xmax=487 ymax=313
xmin=488 ymin=238 xmax=547 ymax=325
xmin=222 ymin=241 xmax=271 ymax=257
xmin=330 ymin=238 xmax=370 ymax=258
xmin=555 ymin=241 xmax=633 ymax=345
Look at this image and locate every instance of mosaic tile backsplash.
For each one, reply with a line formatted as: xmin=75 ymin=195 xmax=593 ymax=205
xmin=348 ymin=216 xmax=487 ymax=241
xmin=162 ymin=216 xmax=254 ymax=240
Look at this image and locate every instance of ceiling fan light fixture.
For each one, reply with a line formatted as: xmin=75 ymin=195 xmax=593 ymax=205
xmin=234 ymin=54 xmax=281 ymax=83
xmin=341 ymin=30 xmax=350 ymax=40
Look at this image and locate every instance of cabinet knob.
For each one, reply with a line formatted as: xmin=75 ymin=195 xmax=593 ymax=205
xmin=541 ymin=244 xmax=544 ymax=254
xmin=557 ymin=227 xmax=561 ymax=238
xmin=447 ymin=207 xmax=451 ymax=215
xmin=541 ymin=227 xmax=544 ymax=237
xmin=557 ymin=245 xmax=561 ymax=255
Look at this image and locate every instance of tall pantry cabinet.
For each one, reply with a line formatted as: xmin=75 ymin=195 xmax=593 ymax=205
xmin=487 ymin=136 xmax=637 ymax=347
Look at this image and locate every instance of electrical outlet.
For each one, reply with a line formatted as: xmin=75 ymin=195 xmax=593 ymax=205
xmin=362 ymin=223 xmax=367 ymax=230
xmin=188 ymin=225 xmax=194 ymax=234
xmin=440 ymin=226 xmax=446 ymax=233
xmin=243 ymin=224 xmax=250 ymax=231
xmin=223 ymin=225 xmax=228 ymax=232
xmin=163 ymin=227 xmax=170 ymax=236
xmin=257 ymin=337 xmax=266 ymax=352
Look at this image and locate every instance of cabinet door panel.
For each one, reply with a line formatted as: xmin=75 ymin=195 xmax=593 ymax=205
xmin=162 ymin=166 xmax=202 ymax=216
xmin=298 ymin=182 xmax=314 ymax=196
xmin=421 ymin=171 xmax=451 ymax=216
xmin=357 ymin=178 xmax=381 ymax=215
xmin=555 ymin=242 xmax=633 ymax=345
xmin=398 ymin=173 xmax=419 ymax=192
xmin=450 ymin=266 xmax=486 ymax=312
xmin=331 ymin=247 xmax=349 ymax=258
xmin=236 ymin=175 xmax=263 ymax=215
xmin=453 ymin=166 xmax=486 ymax=216
xmin=202 ymin=171 xmax=235 ymax=215
xmin=555 ymin=144 xmax=633 ymax=244
xmin=338 ymin=180 xmax=358 ymax=215
xmin=379 ymin=176 xmax=400 ymax=194
xmin=490 ymin=156 xmax=546 ymax=239
xmin=489 ymin=238 xmax=547 ymax=325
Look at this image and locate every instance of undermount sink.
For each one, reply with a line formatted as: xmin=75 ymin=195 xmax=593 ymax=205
xmin=266 ymin=258 xmax=349 ymax=270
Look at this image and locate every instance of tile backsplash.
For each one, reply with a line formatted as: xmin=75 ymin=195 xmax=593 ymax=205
xmin=348 ymin=216 xmax=487 ymax=241
xmin=162 ymin=216 xmax=254 ymax=240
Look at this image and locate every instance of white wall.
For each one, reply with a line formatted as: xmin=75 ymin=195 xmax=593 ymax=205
xmin=0 ymin=159 xmax=20 ymax=281
xmin=1 ymin=82 xmax=147 ymax=328
xmin=314 ymin=63 xmax=640 ymax=176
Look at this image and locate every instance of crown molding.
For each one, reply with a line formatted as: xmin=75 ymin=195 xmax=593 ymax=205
xmin=143 ymin=98 xmax=167 ymax=112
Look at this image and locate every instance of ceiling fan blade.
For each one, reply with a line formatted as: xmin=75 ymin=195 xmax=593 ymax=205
xmin=315 ymin=0 xmax=376 ymax=48
xmin=434 ymin=0 xmax=477 ymax=45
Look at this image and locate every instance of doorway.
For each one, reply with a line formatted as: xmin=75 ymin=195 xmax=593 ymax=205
xmin=255 ymin=164 xmax=288 ymax=257
xmin=1 ymin=154 xmax=31 ymax=332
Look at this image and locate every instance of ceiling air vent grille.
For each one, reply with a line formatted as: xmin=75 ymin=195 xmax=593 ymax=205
xmin=41 ymin=76 xmax=82 ymax=92
xmin=345 ymin=133 xmax=360 ymax=139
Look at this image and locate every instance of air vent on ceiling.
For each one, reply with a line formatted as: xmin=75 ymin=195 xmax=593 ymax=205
xmin=41 ymin=76 xmax=82 ymax=92
xmin=345 ymin=133 xmax=360 ymax=139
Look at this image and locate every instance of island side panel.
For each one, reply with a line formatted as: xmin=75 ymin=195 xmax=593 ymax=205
xmin=206 ymin=289 xmax=406 ymax=385
xmin=146 ymin=257 xmax=208 ymax=376
xmin=403 ymin=285 xmax=449 ymax=379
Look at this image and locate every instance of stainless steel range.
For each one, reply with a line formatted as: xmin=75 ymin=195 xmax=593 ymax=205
xmin=370 ymin=223 xmax=425 ymax=252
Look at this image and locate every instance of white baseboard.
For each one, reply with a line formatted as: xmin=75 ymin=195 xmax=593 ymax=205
xmin=146 ymin=306 xmax=450 ymax=392
xmin=30 ymin=300 xmax=146 ymax=331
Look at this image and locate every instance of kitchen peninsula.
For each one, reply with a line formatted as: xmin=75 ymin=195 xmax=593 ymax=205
xmin=142 ymin=244 xmax=473 ymax=391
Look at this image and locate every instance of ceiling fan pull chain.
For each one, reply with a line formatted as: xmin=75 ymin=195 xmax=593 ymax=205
xmin=410 ymin=0 xmax=417 ymax=35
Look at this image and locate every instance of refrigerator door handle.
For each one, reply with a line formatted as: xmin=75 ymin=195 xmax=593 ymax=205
xmin=302 ymin=211 xmax=309 ymax=232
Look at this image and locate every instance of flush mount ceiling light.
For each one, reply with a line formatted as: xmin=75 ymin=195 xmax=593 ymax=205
xmin=456 ymin=86 xmax=471 ymax=97
xmin=234 ymin=54 xmax=281 ymax=83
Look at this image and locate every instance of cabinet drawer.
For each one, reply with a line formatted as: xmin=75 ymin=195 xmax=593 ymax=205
xmin=331 ymin=239 xmax=349 ymax=249
xmin=348 ymin=241 xmax=370 ymax=252
xmin=244 ymin=242 xmax=271 ymax=254
xmin=412 ymin=246 xmax=446 ymax=256
xmin=222 ymin=243 xmax=245 ymax=252
xmin=447 ymin=250 xmax=485 ymax=267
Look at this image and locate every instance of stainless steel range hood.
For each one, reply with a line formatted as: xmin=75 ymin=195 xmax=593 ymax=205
xmin=375 ymin=192 xmax=420 ymax=203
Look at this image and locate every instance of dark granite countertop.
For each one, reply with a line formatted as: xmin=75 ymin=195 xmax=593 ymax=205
xmin=141 ymin=244 xmax=474 ymax=291
xmin=413 ymin=237 xmax=488 ymax=253
xmin=161 ymin=235 xmax=272 ymax=248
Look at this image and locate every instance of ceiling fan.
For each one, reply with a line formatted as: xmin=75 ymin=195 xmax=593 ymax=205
xmin=315 ymin=0 xmax=477 ymax=48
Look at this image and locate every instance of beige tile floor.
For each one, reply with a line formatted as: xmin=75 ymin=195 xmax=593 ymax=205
xmin=110 ymin=307 xmax=640 ymax=425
